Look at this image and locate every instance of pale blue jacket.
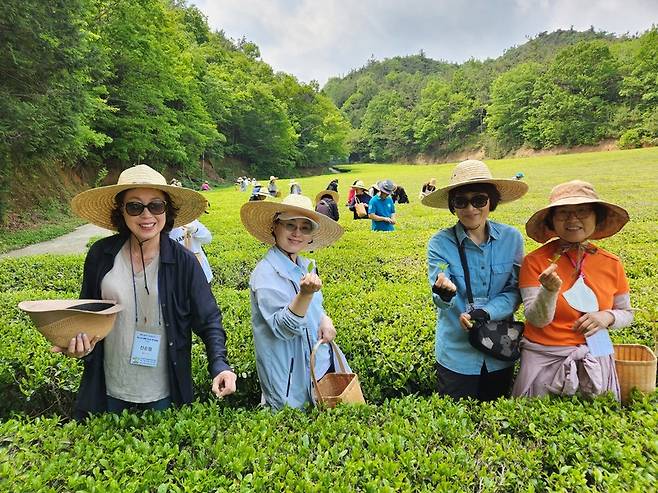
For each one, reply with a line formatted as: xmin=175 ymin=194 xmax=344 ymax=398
xmin=427 ymin=221 xmax=523 ymax=374
xmin=250 ymin=246 xmax=349 ymax=410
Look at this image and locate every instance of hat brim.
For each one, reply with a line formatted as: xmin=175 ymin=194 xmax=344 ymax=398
xmin=315 ymin=190 xmax=339 ymax=205
xmin=71 ymin=183 xmax=208 ymax=230
xmin=240 ymin=201 xmax=343 ymax=250
xmin=525 ymin=198 xmax=630 ymax=243
xmin=422 ymin=178 xmax=529 ymax=209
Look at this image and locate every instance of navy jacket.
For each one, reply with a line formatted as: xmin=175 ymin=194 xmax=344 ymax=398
xmin=74 ymin=232 xmax=231 ymax=419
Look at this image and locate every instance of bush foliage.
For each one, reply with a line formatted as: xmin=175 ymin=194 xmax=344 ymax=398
xmin=1 ymin=149 xmax=657 ymax=489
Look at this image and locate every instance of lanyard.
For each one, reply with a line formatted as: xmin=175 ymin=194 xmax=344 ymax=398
xmin=564 ymin=250 xmax=589 ymax=279
xmin=129 ymin=240 xmax=161 ymax=326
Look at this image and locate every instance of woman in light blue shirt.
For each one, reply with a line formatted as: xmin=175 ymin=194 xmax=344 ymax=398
xmin=422 ymin=160 xmax=528 ymax=401
xmin=240 ymin=194 xmax=351 ymax=410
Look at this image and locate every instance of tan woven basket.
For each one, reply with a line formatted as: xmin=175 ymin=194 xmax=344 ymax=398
xmin=613 ymin=344 xmax=657 ymax=403
xmin=310 ymin=341 xmax=365 ymax=408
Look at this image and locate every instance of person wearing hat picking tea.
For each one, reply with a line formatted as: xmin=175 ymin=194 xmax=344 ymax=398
xmin=315 ymin=189 xmax=340 ymax=221
xmin=240 ymin=194 xmax=352 ymax=410
xmin=289 ymin=180 xmax=302 ymax=195
xmin=512 ymin=181 xmax=632 ymax=400
xmin=268 ymin=176 xmax=279 ymax=197
xmin=65 ymin=164 xmax=236 ymax=418
xmin=423 ymin=159 xmax=528 ymax=401
xmin=347 ymin=180 xmax=372 ymax=220
xmin=368 ymin=179 xmax=397 ymax=231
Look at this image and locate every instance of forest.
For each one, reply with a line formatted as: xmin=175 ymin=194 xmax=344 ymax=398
xmin=324 ymin=28 xmax=658 ymax=162
xmin=1 ymin=1 xmax=657 ymax=222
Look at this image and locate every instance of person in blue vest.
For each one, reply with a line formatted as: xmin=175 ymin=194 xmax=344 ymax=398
xmin=240 ymin=194 xmax=353 ymax=410
xmin=368 ymin=179 xmax=397 ymax=231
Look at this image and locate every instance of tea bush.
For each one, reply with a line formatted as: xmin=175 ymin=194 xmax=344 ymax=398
xmin=1 ymin=149 xmax=657 ymax=490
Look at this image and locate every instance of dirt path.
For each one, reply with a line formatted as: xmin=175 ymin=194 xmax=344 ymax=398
xmin=0 ymin=224 xmax=112 ymax=259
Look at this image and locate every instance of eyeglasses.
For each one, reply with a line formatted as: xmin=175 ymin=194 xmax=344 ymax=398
xmin=553 ymin=206 xmax=593 ymax=221
xmin=452 ymin=194 xmax=489 ymax=209
xmin=123 ymin=200 xmax=167 ymax=216
xmin=277 ymin=220 xmax=314 ymax=235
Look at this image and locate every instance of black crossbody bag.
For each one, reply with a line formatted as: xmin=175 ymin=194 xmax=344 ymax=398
xmin=454 ymin=228 xmax=523 ymax=362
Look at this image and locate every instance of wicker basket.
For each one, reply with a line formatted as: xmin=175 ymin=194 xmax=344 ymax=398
xmin=613 ymin=344 xmax=657 ymax=403
xmin=310 ymin=341 xmax=365 ymax=408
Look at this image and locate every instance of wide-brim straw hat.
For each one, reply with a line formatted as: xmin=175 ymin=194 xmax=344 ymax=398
xmin=525 ymin=180 xmax=629 ymax=243
xmin=18 ymin=299 xmax=123 ymax=348
xmin=422 ymin=159 xmax=528 ymax=209
xmin=350 ymin=180 xmax=367 ymax=190
xmin=71 ymin=164 xmax=208 ymax=230
xmin=241 ymin=194 xmax=344 ymax=250
xmin=315 ymin=189 xmax=339 ymax=205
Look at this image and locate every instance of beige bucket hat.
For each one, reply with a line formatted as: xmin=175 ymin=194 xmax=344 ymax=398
xmin=18 ymin=299 xmax=123 ymax=348
xmin=241 ymin=194 xmax=344 ymax=250
xmin=525 ymin=180 xmax=629 ymax=243
xmin=422 ymin=159 xmax=528 ymax=209
xmin=315 ymin=189 xmax=339 ymax=205
xmin=350 ymin=180 xmax=367 ymax=190
xmin=71 ymin=164 xmax=208 ymax=230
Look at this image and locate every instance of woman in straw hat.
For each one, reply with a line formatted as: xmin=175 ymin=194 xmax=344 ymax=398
xmin=315 ymin=189 xmax=340 ymax=221
xmin=422 ymin=159 xmax=528 ymax=401
xmin=512 ymin=180 xmax=632 ymax=400
xmin=65 ymin=164 xmax=236 ymax=418
xmin=241 ymin=194 xmax=352 ymax=410
xmin=346 ymin=180 xmax=372 ymax=220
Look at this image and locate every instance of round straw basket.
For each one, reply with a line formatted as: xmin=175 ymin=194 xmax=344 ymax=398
xmin=613 ymin=344 xmax=657 ymax=403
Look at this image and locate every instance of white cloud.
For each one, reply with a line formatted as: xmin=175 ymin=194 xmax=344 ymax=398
xmin=194 ymin=0 xmax=658 ymax=85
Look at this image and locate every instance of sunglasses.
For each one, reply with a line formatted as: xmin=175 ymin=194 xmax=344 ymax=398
xmin=452 ymin=194 xmax=489 ymax=209
xmin=123 ymin=200 xmax=167 ymax=216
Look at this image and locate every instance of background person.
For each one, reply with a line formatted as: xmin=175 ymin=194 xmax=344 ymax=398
xmin=419 ymin=178 xmax=437 ymax=199
xmin=268 ymin=176 xmax=279 ymax=197
xmin=315 ymin=189 xmax=340 ymax=221
xmin=392 ymin=184 xmax=409 ymax=204
xmin=169 ymin=219 xmax=213 ymax=284
xmin=240 ymin=194 xmax=352 ymax=410
xmin=65 ymin=164 xmax=236 ymax=418
xmin=368 ymin=179 xmax=396 ymax=231
xmin=290 ymin=180 xmax=302 ymax=195
xmin=347 ymin=180 xmax=372 ymax=220
xmin=423 ymin=159 xmax=528 ymax=401
xmin=512 ymin=180 xmax=632 ymax=400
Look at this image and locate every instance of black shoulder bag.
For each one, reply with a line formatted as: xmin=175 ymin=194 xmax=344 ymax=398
xmin=454 ymin=228 xmax=523 ymax=362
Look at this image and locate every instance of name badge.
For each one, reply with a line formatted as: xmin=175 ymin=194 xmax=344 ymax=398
xmin=130 ymin=330 xmax=161 ymax=367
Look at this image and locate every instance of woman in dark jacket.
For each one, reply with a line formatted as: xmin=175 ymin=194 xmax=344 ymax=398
xmin=63 ymin=165 xmax=236 ymax=418
xmin=346 ymin=180 xmax=372 ymax=220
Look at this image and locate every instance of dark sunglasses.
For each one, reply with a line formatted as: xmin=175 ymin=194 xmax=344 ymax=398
xmin=452 ymin=194 xmax=489 ymax=209
xmin=123 ymin=200 xmax=167 ymax=216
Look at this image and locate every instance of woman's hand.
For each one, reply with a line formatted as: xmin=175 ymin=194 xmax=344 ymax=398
xmin=573 ymin=311 xmax=615 ymax=337
xmin=212 ymin=370 xmax=237 ymax=398
xmin=317 ymin=315 xmax=337 ymax=343
xmin=51 ymin=333 xmax=99 ymax=358
xmin=538 ymin=263 xmax=562 ymax=292
xmin=434 ymin=273 xmax=457 ymax=297
xmin=299 ymin=273 xmax=322 ymax=295
xmin=459 ymin=313 xmax=474 ymax=331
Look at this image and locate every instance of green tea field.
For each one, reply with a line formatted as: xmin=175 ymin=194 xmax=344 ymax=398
xmin=0 ymin=148 xmax=656 ymax=491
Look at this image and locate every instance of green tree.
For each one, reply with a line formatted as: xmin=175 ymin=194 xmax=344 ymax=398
xmin=486 ymin=62 xmax=543 ymax=149
xmin=524 ymin=41 xmax=620 ymax=147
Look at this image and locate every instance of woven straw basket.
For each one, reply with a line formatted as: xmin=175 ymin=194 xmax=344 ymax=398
xmin=613 ymin=344 xmax=657 ymax=403
xmin=310 ymin=341 xmax=365 ymax=408
xmin=18 ymin=299 xmax=123 ymax=348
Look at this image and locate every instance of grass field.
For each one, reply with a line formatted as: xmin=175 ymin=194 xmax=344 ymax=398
xmin=1 ymin=147 xmax=657 ymax=491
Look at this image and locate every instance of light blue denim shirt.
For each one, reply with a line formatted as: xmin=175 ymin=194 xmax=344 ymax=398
xmin=427 ymin=220 xmax=523 ymax=374
xmin=250 ymin=246 xmax=348 ymax=410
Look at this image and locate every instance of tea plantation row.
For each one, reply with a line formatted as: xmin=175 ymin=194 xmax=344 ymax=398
xmin=1 ymin=149 xmax=657 ymax=490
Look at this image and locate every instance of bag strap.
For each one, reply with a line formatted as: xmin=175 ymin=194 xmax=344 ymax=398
xmin=453 ymin=226 xmax=474 ymax=305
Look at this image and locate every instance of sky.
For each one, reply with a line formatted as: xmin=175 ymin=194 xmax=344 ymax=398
xmin=194 ymin=0 xmax=658 ymax=87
